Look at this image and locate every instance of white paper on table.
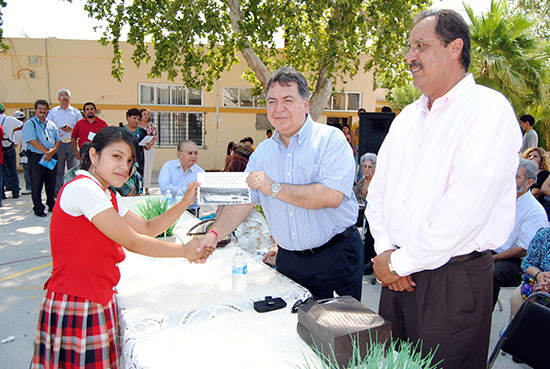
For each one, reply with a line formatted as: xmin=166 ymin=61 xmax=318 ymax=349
xmin=138 ymin=135 xmax=154 ymax=146
xmin=197 ymin=172 xmax=251 ymax=205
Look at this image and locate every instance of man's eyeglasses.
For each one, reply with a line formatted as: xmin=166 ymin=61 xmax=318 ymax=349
xmin=291 ymin=296 xmax=315 ymax=313
xmin=402 ymin=39 xmax=440 ymax=59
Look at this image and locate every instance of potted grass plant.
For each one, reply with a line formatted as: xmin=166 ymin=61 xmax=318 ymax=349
xmin=299 ymin=337 xmax=440 ymax=369
xmin=134 ymin=197 xmax=177 ymax=239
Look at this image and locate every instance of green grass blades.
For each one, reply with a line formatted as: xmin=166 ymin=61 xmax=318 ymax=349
xmin=134 ymin=197 xmax=176 ymax=237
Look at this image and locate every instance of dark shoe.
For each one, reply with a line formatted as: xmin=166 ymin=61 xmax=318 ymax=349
xmin=13 ymin=194 xmax=20 ymax=199
xmin=512 ymin=356 xmax=524 ymax=364
xmin=34 ymin=212 xmax=47 ymax=217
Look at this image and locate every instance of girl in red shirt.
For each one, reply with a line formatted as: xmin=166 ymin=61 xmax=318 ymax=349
xmin=32 ymin=126 xmax=212 ymax=368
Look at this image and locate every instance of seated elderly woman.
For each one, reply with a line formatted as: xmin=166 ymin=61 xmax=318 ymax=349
xmin=522 ymin=147 xmax=550 ymax=203
xmin=353 ymin=153 xmax=376 ymax=205
xmin=510 ymin=227 xmax=550 ymax=316
xmin=353 ymin=152 xmax=377 ymax=275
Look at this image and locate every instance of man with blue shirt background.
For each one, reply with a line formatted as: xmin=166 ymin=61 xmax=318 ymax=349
xmin=197 ymin=67 xmax=362 ymax=300
xmin=23 ymin=99 xmax=61 ymax=217
xmin=158 ymin=140 xmax=204 ymax=216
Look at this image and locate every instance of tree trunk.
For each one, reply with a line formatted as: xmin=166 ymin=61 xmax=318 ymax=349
xmin=309 ymin=64 xmax=333 ymax=121
xmin=228 ymin=0 xmax=333 ymax=122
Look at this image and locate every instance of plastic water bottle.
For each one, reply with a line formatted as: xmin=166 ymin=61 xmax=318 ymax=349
xmin=164 ymin=189 xmax=174 ymax=206
xmin=175 ymin=189 xmax=183 ymax=203
xmin=232 ymin=250 xmax=248 ymax=294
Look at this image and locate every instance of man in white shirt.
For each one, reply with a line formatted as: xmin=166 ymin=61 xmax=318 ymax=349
xmin=519 ymin=114 xmax=538 ymax=153
xmin=158 ymin=140 xmax=204 ymax=215
xmin=46 ymin=89 xmax=83 ymax=196
xmin=366 ymin=9 xmax=521 ymax=369
xmin=0 ymin=103 xmax=24 ymax=199
xmin=492 ymin=159 xmax=547 ymax=309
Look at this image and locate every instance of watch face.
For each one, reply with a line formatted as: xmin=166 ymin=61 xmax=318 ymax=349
xmin=271 ymin=183 xmax=281 ymax=197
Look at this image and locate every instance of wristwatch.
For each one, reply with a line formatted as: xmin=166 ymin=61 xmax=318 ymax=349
xmin=388 ymin=258 xmax=397 ymax=275
xmin=271 ymin=183 xmax=281 ymax=198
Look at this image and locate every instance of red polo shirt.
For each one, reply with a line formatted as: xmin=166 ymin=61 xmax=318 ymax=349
xmin=71 ymin=117 xmax=108 ymax=147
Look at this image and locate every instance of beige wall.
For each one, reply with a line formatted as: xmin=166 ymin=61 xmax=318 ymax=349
xmin=1 ymin=37 xmax=377 ymax=171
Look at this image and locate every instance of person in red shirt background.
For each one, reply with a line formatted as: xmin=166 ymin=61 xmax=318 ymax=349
xmin=71 ymin=102 xmax=108 ymax=161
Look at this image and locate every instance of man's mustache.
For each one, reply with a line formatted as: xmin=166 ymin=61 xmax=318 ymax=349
xmin=410 ymin=61 xmax=423 ymax=71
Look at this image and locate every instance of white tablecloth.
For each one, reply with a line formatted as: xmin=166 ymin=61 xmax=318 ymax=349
xmin=117 ymin=197 xmax=320 ymax=369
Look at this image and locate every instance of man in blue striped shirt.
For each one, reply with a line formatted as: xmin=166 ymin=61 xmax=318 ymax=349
xmin=198 ymin=67 xmax=362 ymax=300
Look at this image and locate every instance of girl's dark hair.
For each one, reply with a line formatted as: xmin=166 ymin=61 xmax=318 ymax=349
xmin=81 ymin=126 xmax=138 ymax=175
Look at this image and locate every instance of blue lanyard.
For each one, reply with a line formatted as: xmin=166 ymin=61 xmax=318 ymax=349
xmin=33 ymin=117 xmax=50 ymax=142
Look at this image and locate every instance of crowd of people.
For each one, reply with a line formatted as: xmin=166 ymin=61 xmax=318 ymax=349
xmin=0 ymin=7 xmax=547 ymax=369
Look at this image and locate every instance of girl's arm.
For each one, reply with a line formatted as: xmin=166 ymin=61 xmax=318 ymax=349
xmin=91 ymin=208 xmax=212 ymax=261
xmin=123 ymin=181 xmax=199 ymax=237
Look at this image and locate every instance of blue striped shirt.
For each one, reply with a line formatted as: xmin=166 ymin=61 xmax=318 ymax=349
xmin=246 ymin=115 xmax=358 ymax=251
xmin=22 ymin=116 xmax=61 ymax=154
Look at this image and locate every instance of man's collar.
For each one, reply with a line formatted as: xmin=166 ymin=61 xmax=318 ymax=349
xmin=417 ymin=73 xmax=475 ymax=111
xmin=272 ymin=114 xmax=312 ymax=146
xmin=177 ymin=161 xmax=195 ymax=173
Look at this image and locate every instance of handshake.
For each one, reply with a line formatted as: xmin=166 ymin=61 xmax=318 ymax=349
xmin=184 ymin=230 xmax=223 ymax=264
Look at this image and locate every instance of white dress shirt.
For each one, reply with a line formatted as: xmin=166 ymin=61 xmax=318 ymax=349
xmin=366 ymin=74 xmax=522 ymax=276
xmin=46 ymin=105 xmax=83 ymax=140
xmin=495 ymin=190 xmax=547 ymax=253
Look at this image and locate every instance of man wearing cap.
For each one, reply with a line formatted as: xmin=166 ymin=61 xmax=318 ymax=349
xmin=47 ymin=89 xmax=83 ymax=196
xmin=0 ymin=103 xmax=23 ymax=199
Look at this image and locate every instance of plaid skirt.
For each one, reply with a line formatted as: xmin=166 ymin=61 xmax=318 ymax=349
xmin=32 ymin=290 xmax=119 ymax=369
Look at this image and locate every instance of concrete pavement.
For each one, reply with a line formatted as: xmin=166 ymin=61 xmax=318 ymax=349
xmin=0 ymin=173 xmax=529 ymax=368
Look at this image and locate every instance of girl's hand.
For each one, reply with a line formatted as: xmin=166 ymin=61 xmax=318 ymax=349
xmin=181 ymin=181 xmax=199 ymax=205
xmin=184 ymin=239 xmax=214 ymax=263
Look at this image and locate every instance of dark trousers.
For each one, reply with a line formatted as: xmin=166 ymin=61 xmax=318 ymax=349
xmin=492 ymin=257 xmax=522 ymax=309
xmin=379 ymin=251 xmax=493 ymax=369
xmin=54 ymin=142 xmax=75 ymax=196
xmin=276 ymin=227 xmax=364 ymax=301
xmin=2 ymin=145 xmax=20 ymax=197
xmin=29 ymin=152 xmax=58 ymax=214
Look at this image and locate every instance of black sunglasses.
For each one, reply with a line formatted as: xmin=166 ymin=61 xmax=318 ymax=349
xmin=291 ymin=296 xmax=315 ymax=313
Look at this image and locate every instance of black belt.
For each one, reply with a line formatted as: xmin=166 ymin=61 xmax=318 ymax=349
xmin=289 ymin=225 xmax=357 ymax=255
xmin=448 ymin=250 xmax=488 ymax=263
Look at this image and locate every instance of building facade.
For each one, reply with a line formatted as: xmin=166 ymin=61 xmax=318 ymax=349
xmin=0 ymin=37 xmax=378 ymax=171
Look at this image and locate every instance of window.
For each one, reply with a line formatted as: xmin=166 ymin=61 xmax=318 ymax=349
xmin=139 ymin=84 xmax=203 ymax=106
xmin=150 ymin=112 xmax=204 ymax=148
xmin=326 ymin=92 xmax=361 ymax=111
xmin=223 ymin=87 xmax=265 ymax=108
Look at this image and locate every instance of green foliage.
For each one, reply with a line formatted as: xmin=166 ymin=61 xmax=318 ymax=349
xmin=65 ymin=0 xmax=431 ymax=111
xmin=298 ymin=336 xmax=440 ymax=369
xmin=465 ymin=0 xmax=550 ymax=114
xmin=511 ymin=0 xmax=550 ymax=39
xmin=134 ymin=197 xmax=176 ymax=237
xmin=385 ymin=83 xmax=422 ymax=112
xmin=0 ymin=0 xmax=8 ymax=51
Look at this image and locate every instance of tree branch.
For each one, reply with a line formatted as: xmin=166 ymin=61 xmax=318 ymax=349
xmin=228 ymin=0 xmax=270 ymax=87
